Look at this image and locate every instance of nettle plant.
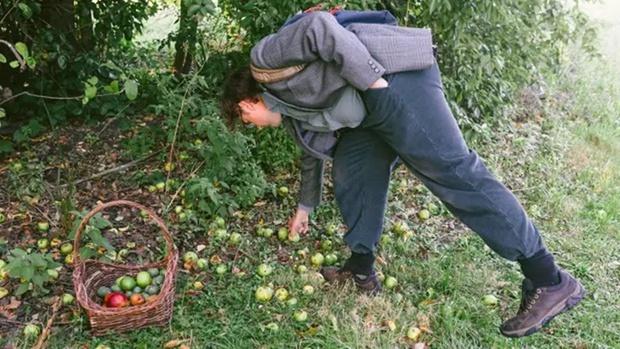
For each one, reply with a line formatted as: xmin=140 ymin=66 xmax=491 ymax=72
xmin=5 ymin=248 xmax=61 ymax=296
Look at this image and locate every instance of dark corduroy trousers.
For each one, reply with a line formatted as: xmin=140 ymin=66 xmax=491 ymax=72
xmin=332 ymin=62 xmax=545 ymax=261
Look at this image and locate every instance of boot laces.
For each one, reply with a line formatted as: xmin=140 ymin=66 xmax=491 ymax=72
xmin=519 ymin=288 xmax=543 ymax=314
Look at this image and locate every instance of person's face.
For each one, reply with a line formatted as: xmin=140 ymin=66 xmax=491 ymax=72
xmin=237 ymin=97 xmax=282 ymax=128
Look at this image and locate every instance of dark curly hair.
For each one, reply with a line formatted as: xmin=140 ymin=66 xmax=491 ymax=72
xmin=220 ymin=65 xmax=262 ymax=129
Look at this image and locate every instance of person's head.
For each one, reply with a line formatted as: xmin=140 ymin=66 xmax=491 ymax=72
xmin=220 ymin=66 xmax=282 ymax=129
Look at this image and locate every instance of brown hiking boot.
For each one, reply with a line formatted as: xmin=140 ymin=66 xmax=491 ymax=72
xmin=500 ymin=269 xmax=586 ymax=337
xmin=320 ymin=266 xmax=382 ymax=295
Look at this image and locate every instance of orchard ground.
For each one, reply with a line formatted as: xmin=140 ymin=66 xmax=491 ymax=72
xmin=1 ymin=4 xmax=619 ymax=349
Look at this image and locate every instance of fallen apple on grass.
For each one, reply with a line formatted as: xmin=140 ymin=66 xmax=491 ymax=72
xmin=310 ymin=253 xmax=324 ymax=267
xmin=23 ymin=323 xmax=40 ymax=337
xmin=302 ymin=285 xmax=315 ymax=295
xmin=62 ymin=293 xmax=74 ymax=305
xmin=60 ymin=243 xmax=73 ymax=255
xmin=384 ymin=276 xmax=398 ymax=289
xmin=228 ymin=232 xmax=242 ymax=245
xmin=275 ymin=288 xmax=289 ymax=301
xmin=255 ymin=286 xmax=274 ymax=302
xmin=37 ymin=238 xmax=49 ymax=250
xmin=293 ymin=310 xmax=308 ymax=322
xmin=482 ymin=294 xmax=498 ymax=306
xmin=277 ymin=227 xmax=288 ymax=241
xmin=37 ymin=221 xmax=50 ymax=232
xmin=256 ymin=264 xmax=273 ymax=277
xmin=406 ymin=326 xmax=421 ymax=340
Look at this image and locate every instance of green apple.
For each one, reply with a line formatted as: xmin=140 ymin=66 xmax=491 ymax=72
xmin=0 ymin=213 xmax=5 ymax=224
xmin=391 ymin=222 xmax=407 ymax=236
xmin=37 ymin=238 xmax=49 ymax=250
xmin=46 ymin=269 xmax=59 ymax=280
xmin=256 ymin=263 xmax=273 ymax=277
xmin=193 ymin=281 xmax=204 ymax=290
xmin=120 ymin=276 xmax=137 ymax=291
xmin=140 ymin=210 xmax=150 ymax=218
xmin=296 ymin=265 xmax=308 ymax=274
xmin=320 ymin=240 xmax=333 ymax=251
xmin=215 ymin=264 xmax=227 ymax=275
xmin=155 ymin=182 xmax=166 ymax=191
xmin=286 ymin=297 xmax=298 ymax=306
xmin=97 ymin=286 xmax=111 ymax=298
xmin=214 ymin=228 xmax=228 ymax=240
xmin=147 ymin=185 xmax=157 ymax=193
xmin=417 ymin=209 xmax=431 ymax=221
xmin=406 ymin=326 xmax=421 ymax=340
xmin=275 ymin=288 xmax=289 ymax=301
xmin=302 ymin=285 xmax=314 ymax=295
xmin=148 ymin=268 xmax=159 ymax=277
xmin=183 ymin=251 xmax=198 ymax=264
xmin=324 ymin=254 xmax=338 ymax=266
xmin=60 ymin=243 xmax=73 ymax=255
xmin=145 ymin=285 xmax=160 ymax=295
xmin=196 ymin=258 xmax=208 ymax=270
xmin=37 ymin=221 xmax=50 ymax=232
xmin=23 ymin=323 xmax=40 ymax=337
xmin=482 ymin=294 xmax=498 ymax=306
xmin=136 ymin=271 xmax=152 ymax=288
xmin=380 ymin=235 xmax=391 ymax=245
xmin=384 ymin=276 xmax=398 ymax=289
xmin=62 ymin=293 xmax=74 ymax=305
xmin=174 ymin=205 xmax=183 ymax=214
xmin=214 ymin=216 xmax=226 ymax=228
xmin=111 ymin=285 xmax=121 ymax=293
xmin=163 ymin=162 xmax=175 ymax=172
xmin=293 ymin=310 xmax=308 ymax=322
xmin=262 ymin=228 xmax=274 ymax=238
xmin=178 ymin=212 xmax=187 ymax=222
xmin=277 ymin=186 xmax=289 ymax=197
xmin=229 ymin=232 xmax=241 ymax=245
xmin=310 ymin=253 xmax=325 ymax=267
xmin=288 ymin=232 xmax=300 ymax=242
xmin=64 ymin=254 xmax=73 ymax=265
xmin=277 ymin=227 xmax=288 ymax=241
xmin=265 ymin=322 xmax=279 ymax=331
xmin=325 ymin=223 xmax=337 ymax=236
xmin=0 ymin=287 xmax=9 ymax=299
xmin=255 ymin=286 xmax=274 ymax=302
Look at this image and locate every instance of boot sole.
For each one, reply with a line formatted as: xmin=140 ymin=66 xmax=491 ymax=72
xmin=500 ymin=281 xmax=586 ymax=338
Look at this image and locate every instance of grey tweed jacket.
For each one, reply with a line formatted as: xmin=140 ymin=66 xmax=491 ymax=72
xmin=251 ymin=11 xmax=434 ymax=211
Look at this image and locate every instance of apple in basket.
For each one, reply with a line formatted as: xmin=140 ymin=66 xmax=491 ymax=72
xmin=104 ymin=292 xmax=129 ymax=308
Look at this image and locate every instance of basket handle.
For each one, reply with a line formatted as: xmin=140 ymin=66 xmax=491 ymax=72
xmin=72 ymin=200 xmax=176 ymax=266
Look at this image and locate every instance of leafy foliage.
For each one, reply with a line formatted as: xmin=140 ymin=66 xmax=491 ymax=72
xmin=5 ymin=248 xmax=61 ymax=296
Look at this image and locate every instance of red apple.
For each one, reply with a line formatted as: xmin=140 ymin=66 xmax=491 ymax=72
xmin=105 ymin=292 xmax=128 ymax=308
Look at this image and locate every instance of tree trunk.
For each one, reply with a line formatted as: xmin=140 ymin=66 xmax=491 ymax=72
xmin=173 ymin=0 xmax=199 ymax=77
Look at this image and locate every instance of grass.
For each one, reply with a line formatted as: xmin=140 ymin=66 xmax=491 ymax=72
xmin=3 ymin=20 xmax=620 ymax=349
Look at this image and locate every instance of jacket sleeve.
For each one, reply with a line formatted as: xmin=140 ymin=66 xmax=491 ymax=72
xmin=298 ymin=152 xmax=324 ymax=213
xmin=251 ymin=11 xmax=385 ymax=91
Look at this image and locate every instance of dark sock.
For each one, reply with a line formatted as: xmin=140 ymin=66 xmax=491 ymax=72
xmin=344 ymin=251 xmax=375 ymax=276
xmin=518 ymin=248 xmax=561 ymax=288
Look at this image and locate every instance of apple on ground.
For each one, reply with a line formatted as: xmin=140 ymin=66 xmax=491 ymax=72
xmin=0 ymin=287 xmax=9 ymax=299
xmin=228 ymin=232 xmax=241 ymax=245
xmin=302 ymin=285 xmax=315 ymax=295
xmin=482 ymin=294 xmax=498 ymax=306
xmin=255 ymin=286 xmax=274 ymax=302
xmin=37 ymin=221 xmax=50 ymax=232
xmin=310 ymin=253 xmax=324 ymax=267
xmin=37 ymin=239 xmax=49 ymax=250
xmin=265 ymin=322 xmax=279 ymax=331
xmin=417 ymin=209 xmax=431 ymax=221
xmin=60 ymin=243 xmax=73 ymax=255
xmin=293 ymin=310 xmax=308 ymax=322
xmin=62 ymin=293 xmax=74 ymax=305
xmin=183 ymin=251 xmax=198 ymax=264
xmin=193 ymin=281 xmax=204 ymax=290
xmin=277 ymin=227 xmax=288 ymax=241
xmin=214 ymin=216 xmax=226 ymax=228
xmin=296 ymin=265 xmax=308 ymax=274
xmin=406 ymin=326 xmax=421 ymax=340
xmin=384 ymin=276 xmax=398 ymax=289
xmin=196 ymin=258 xmax=208 ymax=270
xmin=23 ymin=323 xmax=40 ymax=337
xmin=256 ymin=263 xmax=273 ymax=277
xmin=275 ymin=288 xmax=289 ymax=301
xmin=215 ymin=264 xmax=227 ymax=275
xmin=286 ymin=297 xmax=298 ymax=306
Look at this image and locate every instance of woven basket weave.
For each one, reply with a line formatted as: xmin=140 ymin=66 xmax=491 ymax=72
xmin=72 ymin=200 xmax=179 ymax=336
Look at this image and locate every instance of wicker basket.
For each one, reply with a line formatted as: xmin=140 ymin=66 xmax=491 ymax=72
xmin=72 ymin=200 xmax=179 ymax=336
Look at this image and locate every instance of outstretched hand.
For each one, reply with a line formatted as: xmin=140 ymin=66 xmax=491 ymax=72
xmin=288 ymin=208 xmax=310 ymax=237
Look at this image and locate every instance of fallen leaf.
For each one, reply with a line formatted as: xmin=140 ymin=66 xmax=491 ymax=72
xmin=163 ymin=339 xmax=186 ymax=348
